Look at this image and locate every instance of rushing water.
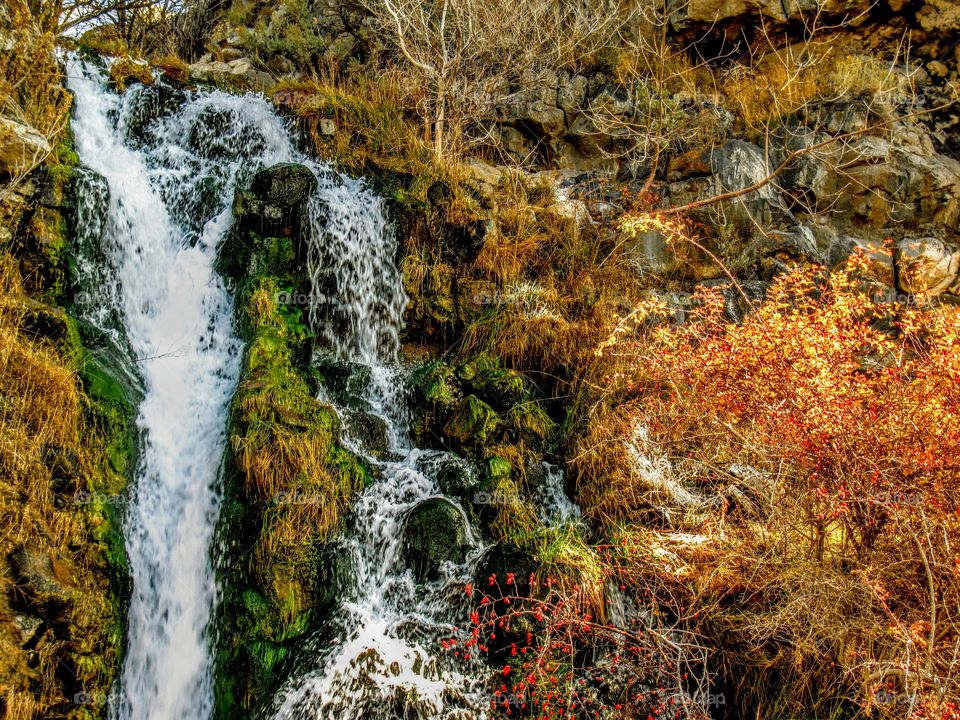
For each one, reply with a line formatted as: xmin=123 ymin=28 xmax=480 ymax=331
xmin=269 ymin=176 xmax=490 ymax=720
xmin=67 ymin=57 xmax=300 ymax=720
xmin=68 ymin=54 xmax=580 ymax=720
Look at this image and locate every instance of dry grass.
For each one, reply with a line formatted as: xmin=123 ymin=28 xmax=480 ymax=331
xmin=231 ymin=281 xmax=362 ymax=544
xmin=722 ymin=40 xmax=906 ymax=136
xmin=0 ymin=257 xmax=123 ymax=719
xmin=230 ymin=279 xmax=365 ymax=620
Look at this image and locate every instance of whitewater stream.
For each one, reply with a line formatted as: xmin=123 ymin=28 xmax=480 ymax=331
xmin=68 ymin=56 xmax=299 ymax=719
xmin=67 ymin=54 xmax=579 ymax=720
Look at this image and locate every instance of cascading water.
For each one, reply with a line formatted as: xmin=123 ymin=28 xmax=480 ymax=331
xmin=268 ymin=181 xmax=491 ymax=719
xmin=67 ymin=53 xmax=581 ymax=720
xmin=67 ymin=57 xmax=304 ymax=720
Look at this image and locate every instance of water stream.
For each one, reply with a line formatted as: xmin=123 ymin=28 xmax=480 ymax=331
xmin=68 ymin=57 xmax=300 ymax=720
xmin=67 ymin=55 xmax=577 ymax=720
xmin=268 ymin=169 xmax=489 ymax=720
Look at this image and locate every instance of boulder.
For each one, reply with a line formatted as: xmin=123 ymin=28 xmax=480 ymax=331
xmin=497 ymin=70 xmax=566 ymax=139
xmin=668 ymin=0 xmax=871 ymax=32
xmin=0 ymin=117 xmax=50 ymax=177
xmin=8 ymin=545 xmax=75 ymax=615
xmin=708 ymin=139 xmax=786 ymax=224
xmin=344 ymin=410 xmax=389 ymax=459
xmin=402 ymin=498 xmax=469 ymax=580
xmin=443 ymin=395 xmax=502 ymax=448
xmin=416 ymin=453 xmax=479 ymax=500
xmin=558 ymin=72 xmax=589 ymax=124
xmin=895 ymin=236 xmax=960 ymax=296
xmin=250 ymin=163 xmax=318 ymax=208
xmin=314 ymin=542 xmax=354 ymax=616
xmin=189 ymin=57 xmax=274 ymax=92
xmin=234 ymin=163 xmax=318 ymax=238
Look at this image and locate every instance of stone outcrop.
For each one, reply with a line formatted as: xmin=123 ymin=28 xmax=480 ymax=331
xmin=233 ymin=162 xmax=318 ymax=238
xmin=0 ymin=117 xmax=51 ymax=177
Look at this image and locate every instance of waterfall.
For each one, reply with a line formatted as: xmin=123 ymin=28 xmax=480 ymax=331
xmin=67 ymin=54 xmax=580 ymax=720
xmin=67 ymin=57 xmax=301 ymax=720
xmin=268 ymin=171 xmax=490 ymax=720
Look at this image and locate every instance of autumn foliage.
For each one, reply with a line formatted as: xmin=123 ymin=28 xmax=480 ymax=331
xmin=550 ymin=251 xmax=960 ymax=717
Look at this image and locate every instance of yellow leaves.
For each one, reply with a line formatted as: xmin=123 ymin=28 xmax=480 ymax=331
xmin=620 ymin=211 xmax=690 ymax=244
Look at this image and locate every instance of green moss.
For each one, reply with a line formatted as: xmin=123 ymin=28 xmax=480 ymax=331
xmin=444 ymin=394 xmax=502 ymax=447
xmin=215 ymin=232 xmax=368 ymax=718
xmin=487 ymin=455 xmax=513 ymax=481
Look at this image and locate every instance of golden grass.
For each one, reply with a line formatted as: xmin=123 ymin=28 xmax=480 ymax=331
xmin=0 ymin=3 xmax=70 ymax=154
xmin=722 ymin=41 xmax=904 ymax=135
xmin=0 ymin=257 xmax=122 ymax=719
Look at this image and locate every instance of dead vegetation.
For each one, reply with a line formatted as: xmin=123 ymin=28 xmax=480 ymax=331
xmin=0 ymin=258 xmax=127 ymax=720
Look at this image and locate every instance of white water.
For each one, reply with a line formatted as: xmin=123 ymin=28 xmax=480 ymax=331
xmin=270 ymin=179 xmax=490 ymax=720
xmin=67 ymin=58 xmax=302 ymax=720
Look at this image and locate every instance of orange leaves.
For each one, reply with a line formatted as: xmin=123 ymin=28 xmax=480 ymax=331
xmin=595 ymin=255 xmax=960 ymax=526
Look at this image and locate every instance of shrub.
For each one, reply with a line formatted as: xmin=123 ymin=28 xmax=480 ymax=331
xmin=574 ymin=250 xmax=960 ymax=715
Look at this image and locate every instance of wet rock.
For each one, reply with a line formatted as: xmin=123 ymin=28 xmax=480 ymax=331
xmin=252 ymin=163 xmax=318 ymax=208
xmin=345 ymin=410 xmax=389 ymax=459
xmin=315 ymin=542 xmax=354 ymax=615
xmin=417 ymin=453 xmax=479 ymax=500
xmin=234 ymin=163 xmax=319 ymax=238
xmin=0 ymin=117 xmax=51 ymax=177
xmin=895 ymin=236 xmax=960 ymax=296
xmin=120 ymin=82 xmax=188 ymax=147
xmin=314 ymin=356 xmax=371 ymax=407
xmin=8 ymin=545 xmax=75 ymax=615
xmin=402 ymin=498 xmax=468 ymax=580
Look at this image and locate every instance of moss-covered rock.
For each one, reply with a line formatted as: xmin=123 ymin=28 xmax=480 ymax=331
xmin=411 ymin=353 xmax=554 ymax=459
xmin=109 ymin=56 xmax=154 ymax=92
xmin=402 ymin=498 xmax=469 ymax=580
xmin=215 ymin=173 xmax=368 ymax=717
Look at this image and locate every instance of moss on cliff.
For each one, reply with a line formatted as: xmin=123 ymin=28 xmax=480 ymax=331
xmin=0 ymin=155 xmax=137 ymax=718
xmin=215 ymin=220 xmax=368 ymax=716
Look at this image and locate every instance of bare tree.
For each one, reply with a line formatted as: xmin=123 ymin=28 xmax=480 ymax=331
xmin=366 ymin=0 xmax=637 ymax=159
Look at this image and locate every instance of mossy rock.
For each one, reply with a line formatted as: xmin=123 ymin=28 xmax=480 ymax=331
xmin=443 ymin=394 xmax=501 ymax=448
xmin=215 ymin=235 xmax=367 ymax=717
xmin=402 ymin=498 xmax=469 ymax=581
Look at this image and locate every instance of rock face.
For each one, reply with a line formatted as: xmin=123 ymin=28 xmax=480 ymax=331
xmin=189 ymin=57 xmax=275 ymax=92
xmin=0 ymin=117 xmax=50 ymax=177
xmin=895 ymin=237 xmax=960 ymax=295
xmin=402 ymin=498 xmax=469 ymax=580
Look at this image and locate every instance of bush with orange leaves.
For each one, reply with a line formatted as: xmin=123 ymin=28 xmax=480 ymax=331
xmin=573 ymin=249 xmax=960 ymax=717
